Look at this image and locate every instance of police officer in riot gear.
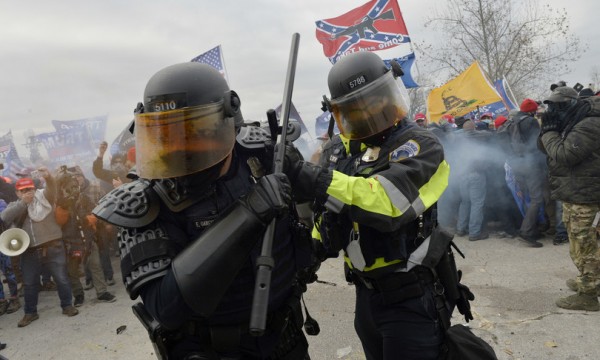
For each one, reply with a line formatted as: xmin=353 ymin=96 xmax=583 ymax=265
xmin=93 ymin=62 xmax=313 ymax=360
xmin=282 ymin=52 xmax=473 ymax=359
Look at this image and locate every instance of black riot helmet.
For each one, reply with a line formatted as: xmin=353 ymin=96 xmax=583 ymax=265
xmin=134 ymin=62 xmax=240 ymax=179
xmin=323 ymin=51 xmax=409 ymax=141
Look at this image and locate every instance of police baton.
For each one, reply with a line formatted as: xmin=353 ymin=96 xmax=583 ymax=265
xmin=249 ymin=32 xmax=300 ymax=336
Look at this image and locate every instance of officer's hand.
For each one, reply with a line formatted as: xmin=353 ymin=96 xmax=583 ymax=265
xmin=273 ymin=142 xmax=303 ymax=175
xmin=285 ymin=161 xmax=332 ymax=204
xmin=242 ymin=173 xmax=291 ymax=223
xmin=540 ymin=111 xmax=562 ymax=134
xmin=455 ymin=270 xmax=475 ymax=322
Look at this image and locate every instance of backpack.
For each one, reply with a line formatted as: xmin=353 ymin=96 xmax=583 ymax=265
xmin=440 ymin=324 xmax=498 ymax=360
xmin=496 ymin=114 xmax=528 ymax=157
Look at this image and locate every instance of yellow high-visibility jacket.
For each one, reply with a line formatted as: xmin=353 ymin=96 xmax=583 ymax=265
xmin=313 ymin=122 xmax=449 ymax=279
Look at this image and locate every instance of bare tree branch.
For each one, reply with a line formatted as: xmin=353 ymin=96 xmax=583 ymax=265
xmin=419 ymin=0 xmax=583 ymax=101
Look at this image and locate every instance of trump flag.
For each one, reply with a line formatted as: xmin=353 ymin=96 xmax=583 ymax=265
xmin=52 ymin=114 xmax=108 ymax=147
xmin=316 ymin=0 xmax=409 ymax=64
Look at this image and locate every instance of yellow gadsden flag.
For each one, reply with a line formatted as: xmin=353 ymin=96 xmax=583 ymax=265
xmin=427 ymin=61 xmax=502 ymax=123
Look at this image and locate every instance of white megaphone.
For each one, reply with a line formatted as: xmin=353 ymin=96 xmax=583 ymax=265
xmin=0 ymin=228 xmax=30 ymax=256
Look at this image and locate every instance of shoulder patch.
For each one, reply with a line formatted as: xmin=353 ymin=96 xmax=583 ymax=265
xmin=389 ymin=139 xmax=420 ymax=162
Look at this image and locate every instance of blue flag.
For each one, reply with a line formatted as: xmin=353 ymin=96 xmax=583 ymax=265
xmin=464 ymin=101 xmax=510 ymax=120
xmin=383 ymin=52 xmax=418 ymax=88
xmin=274 ymin=101 xmax=309 ymax=135
xmin=110 ymin=120 xmax=135 ymax=157
xmin=52 ymin=115 xmax=108 ymax=147
xmin=314 ymin=111 xmax=340 ymax=140
xmin=504 ymin=162 xmax=545 ymax=223
xmin=35 ymin=127 xmax=96 ymax=170
xmin=494 ymin=79 xmax=517 ymax=110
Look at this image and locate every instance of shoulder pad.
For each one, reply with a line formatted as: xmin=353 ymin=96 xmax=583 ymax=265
xmin=236 ymin=122 xmax=302 ymax=150
xmin=92 ymin=179 xmax=160 ymax=228
xmin=236 ymin=125 xmax=271 ymax=150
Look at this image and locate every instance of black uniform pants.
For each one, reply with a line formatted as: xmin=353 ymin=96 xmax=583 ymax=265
xmin=354 ymin=271 xmax=444 ymax=360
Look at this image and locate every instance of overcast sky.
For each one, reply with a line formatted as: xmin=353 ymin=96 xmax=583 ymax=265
xmin=2 ymin=0 xmax=598 ymax=149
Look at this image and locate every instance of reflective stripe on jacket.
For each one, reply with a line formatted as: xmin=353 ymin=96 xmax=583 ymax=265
xmin=315 ymin=123 xmax=449 ymax=276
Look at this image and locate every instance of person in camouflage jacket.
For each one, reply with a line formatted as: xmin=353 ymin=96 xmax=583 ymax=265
xmin=538 ymin=87 xmax=600 ymax=311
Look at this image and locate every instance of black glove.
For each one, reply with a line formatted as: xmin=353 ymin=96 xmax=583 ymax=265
xmin=273 ymin=142 xmax=303 ymax=173
xmin=286 ymin=161 xmax=333 ymax=204
xmin=242 ymin=173 xmax=291 ymax=223
xmin=455 ymin=270 xmax=475 ymax=322
xmin=275 ymin=143 xmax=332 ymax=203
xmin=540 ymin=111 xmax=562 ymax=134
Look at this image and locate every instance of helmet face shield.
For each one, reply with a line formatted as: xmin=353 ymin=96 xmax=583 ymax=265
xmin=135 ymin=101 xmax=235 ymax=179
xmin=329 ymin=72 xmax=408 ymax=140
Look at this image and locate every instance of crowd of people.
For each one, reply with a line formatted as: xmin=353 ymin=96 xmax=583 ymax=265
xmin=0 ymin=51 xmax=599 ymax=359
xmin=0 ymin=143 xmax=137 ymax=331
xmin=414 ymin=82 xmax=600 ymax=312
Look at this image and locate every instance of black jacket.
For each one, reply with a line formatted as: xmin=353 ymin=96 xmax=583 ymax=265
xmin=539 ymin=97 xmax=600 ymax=203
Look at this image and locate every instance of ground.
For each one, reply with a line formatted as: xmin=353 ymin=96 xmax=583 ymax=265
xmin=1 ymin=233 xmax=599 ymax=359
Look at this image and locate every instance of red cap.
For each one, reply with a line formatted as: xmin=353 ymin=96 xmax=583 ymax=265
xmin=414 ymin=113 xmax=426 ymax=121
xmin=520 ymin=98 xmax=539 ymax=113
xmin=15 ymin=177 xmax=35 ymax=191
xmin=441 ymin=114 xmax=455 ymax=124
xmin=127 ymin=147 xmax=136 ymax=164
xmin=494 ymin=116 xmax=508 ymax=129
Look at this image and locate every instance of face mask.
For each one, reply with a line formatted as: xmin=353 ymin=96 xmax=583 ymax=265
xmin=547 ymin=100 xmax=575 ymax=113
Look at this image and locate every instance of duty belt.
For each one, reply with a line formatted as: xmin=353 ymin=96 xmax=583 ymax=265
xmin=183 ymin=296 xmax=303 ymax=354
xmin=352 ymin=266 xmax=435 ymax=305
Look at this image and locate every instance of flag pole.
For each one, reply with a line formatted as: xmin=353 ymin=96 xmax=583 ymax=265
xmin=503 ymin=75 xmax=519 ymax=105
xmin=397 ymin=0 xmax=427 ymax=114
xmin=219 ymin=45 xmax=231 ymax=85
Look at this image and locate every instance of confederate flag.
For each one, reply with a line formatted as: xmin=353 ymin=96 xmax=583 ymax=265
xmin=315 ymin=0 xmax=410 ymax=64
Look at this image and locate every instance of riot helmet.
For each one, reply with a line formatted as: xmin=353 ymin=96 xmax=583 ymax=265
xmin=323 ymin=51 xmax=409 ymax=141
xmin=134 ymin=62 xmax=240 ymax=179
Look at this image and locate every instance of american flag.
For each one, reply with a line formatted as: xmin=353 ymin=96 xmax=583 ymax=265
xmin=191 ymin=45 xmax=228 ymax=81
